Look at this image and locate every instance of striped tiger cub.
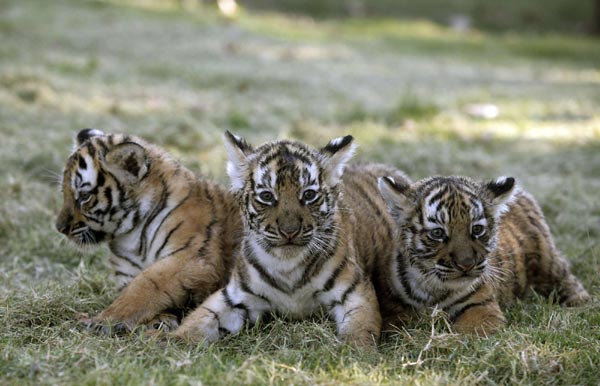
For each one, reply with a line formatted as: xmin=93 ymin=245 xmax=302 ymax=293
xmin=377 ymin=175 xmax=590 ymax=334
xmin=56 ymin=129 xmax=243 ymax=333
xmin=173 ymin=132 xmax=402 ymax=347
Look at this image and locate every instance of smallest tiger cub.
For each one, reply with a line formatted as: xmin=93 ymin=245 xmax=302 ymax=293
xmin=173 ymin=132 xmax=381 ymax=347
xmin=377 ymin=175 xmax=590 ymax=335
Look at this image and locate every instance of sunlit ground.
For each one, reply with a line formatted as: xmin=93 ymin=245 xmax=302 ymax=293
xmin=1 ymin=0 xmax=599 ymax=385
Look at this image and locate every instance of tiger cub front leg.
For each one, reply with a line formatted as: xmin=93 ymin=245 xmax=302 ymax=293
xmin=452 ymin=299 xmax=506 ymax=335
xmin=174 ymin=282 xmax=265 ymax=345
xmin=85 ymin=257 xmax=205 ymax=334
xmin=329 ymin=279 xmax=381 ymax=348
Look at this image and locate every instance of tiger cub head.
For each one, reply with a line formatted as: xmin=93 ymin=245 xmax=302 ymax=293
xmin=56 ymin=129 xmax=148 ymax=246
xmin=378 ymin=175 xmax=516 ymax=288
xmin=223 ymin=131 xmax=356 ymax=259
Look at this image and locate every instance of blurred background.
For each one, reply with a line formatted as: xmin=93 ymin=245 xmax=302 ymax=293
xmin=229 ymin=0 xmax=599 ymax=34
xmin=1 ymin=0 xmax=599 ymax=260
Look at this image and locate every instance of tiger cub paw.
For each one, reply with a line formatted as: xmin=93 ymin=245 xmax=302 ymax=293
xmin=144 ymin=313 xmax=180 ymax=332
xmin=560 ymin=284 xmax=591 ymax=307
xmin=342 ymin=330 xmax=379 ymax=350
xmin=77 ymin=312 xmax=179 ymax=335
xmin=453 ymin=302 xmax=506 ymax=336
xmin=172 ymin=308 xmax=221 ymax=345
xmin=77 ymin=313 xmax=133 ymax=336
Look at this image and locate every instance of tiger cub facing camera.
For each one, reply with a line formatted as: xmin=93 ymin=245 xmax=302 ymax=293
xmin=56 ymin=129 xmax=243 ymax=333
xmin=377 ymin=175 xmax=590 ymax=334
xmin=172 ymin=132 xmax=406 ymax=347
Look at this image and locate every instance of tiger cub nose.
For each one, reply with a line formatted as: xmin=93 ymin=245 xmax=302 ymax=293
xmin=56 ymin=221 xmax=71 ymax=235
xmin=455 ymin=258 xmax=476 ymax=272
xmin=279 ymin=223 xmax=301 ymax=239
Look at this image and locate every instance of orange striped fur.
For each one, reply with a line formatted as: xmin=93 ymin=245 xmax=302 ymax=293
xmin=173 ymin=133 xmax=407 ymax=347
xmin=378 ymin=175 xmax=590 ymax=335
xmin=56 ymin=129 xmax=243 ymax=333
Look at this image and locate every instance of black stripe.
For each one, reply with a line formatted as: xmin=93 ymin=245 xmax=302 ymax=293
xmin=450 ymin=299 xmax=495 ymax=323
xmin=78 ymin=155 xmax=87 ymax=170
xmin=427 ymin=185 xmax=450 ymax=206
xmin=322 ymin=258 xmax=347 ymax=292
xmin=165 ymin=236 xmax=195 ymax=258
xmin=114 ymin=270 xmax=133 ymax=277
xmin=104 ymin=186 xmax=112 ymax=209
xmin=86 ymin=142 xmax=96 ymax=158
xmin=295 ymin=231 xmax=339 ymax=290
xmin=351 ymin=182 xmax=383 ymax=219
xmin=197 ymin=219 xmax=218 ymax=260
xmin=238 ymin=267 xmax=272 ymax=305
xmin=139 ymin=177 xmax=170 ymax=260
xmin=148 ymin=277 xmax=160 ymax=291
xmin=154 ymin=221 xmax=184 ymax=259
xmin=148 ymin=191 xmax=191 ymax=251
xmin=259 ymin=146 xmax=312 ymax=168
xmin=445 ymin=280 xmax=485 ymax=311
xmin=201 ymin=306 xmax=233 ymax=336
xmin=396 ymin=251 xmax=428 ymax=303
xmin=327 ymin=275 xmax=360 ymax=310
xmin=112 ymin=251 xmax=143 ymax=270
xmin=96 ymin=171 xmax=105 ymax=187
xmin=244 ymin=243 xmax=289 ymax=294
xmin=97 ymin=138 xmax=109 ymax=154
xmin=340 ymin=276 xmax=361 ymax=305
xmin=223 ymin=287 xmax=249 ymax=314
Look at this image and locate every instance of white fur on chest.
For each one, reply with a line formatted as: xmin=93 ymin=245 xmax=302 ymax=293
xmin=245 ymin=237 xmax=337 ymax=317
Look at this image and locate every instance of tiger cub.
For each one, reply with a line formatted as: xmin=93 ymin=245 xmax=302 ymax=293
xmin=56 ymin=129 xmax=243 ymax=333
xmin=377 ymin=175 xmax=590 ymax=334
xmin=173 ymin=133 xmax=404 ymax=347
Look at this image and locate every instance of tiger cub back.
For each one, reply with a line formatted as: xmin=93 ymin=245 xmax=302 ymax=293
xmin=378 ymin=175 xmax=590 ymax=334
xmin=173 ymin=133 xmax=404 ymax=347
xmin=56 ymin=129 xmax=243 ymax=333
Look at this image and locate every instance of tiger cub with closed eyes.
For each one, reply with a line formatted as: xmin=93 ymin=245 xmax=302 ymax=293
xmin=56 ymin=129 xmax=243 ymax=333
xmin=172 ymin=132 xmax=405 ymax=347
xmin=377 ymin=175 xmax=590 ymax=334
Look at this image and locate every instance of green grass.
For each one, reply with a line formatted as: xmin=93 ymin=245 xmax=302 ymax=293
xmin=1 ymin=0 xmax=599 ymax=385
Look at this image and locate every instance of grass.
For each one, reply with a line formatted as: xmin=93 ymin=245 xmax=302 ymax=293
xmin=1 ymin=0 xmax=599 ymax=384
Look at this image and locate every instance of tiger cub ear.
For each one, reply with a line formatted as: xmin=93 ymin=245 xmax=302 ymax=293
xmin=74 ymin=128 xmax=104 ymax=150
xmin=319 ymin=135 xmax=356 ymax=186
xmin=378 ymin=176 xmax=412 ymax=224
xmin=482 ymin=176 xmax=516 ymax=217
xmin=223 ymin=130 xmax=254 ymax=192
xmin=104 ymin=142 xmax=148 ymax=184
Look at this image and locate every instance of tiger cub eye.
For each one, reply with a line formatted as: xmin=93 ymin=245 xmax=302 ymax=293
xmin=302 ymin=189 xmax=317 ymax=202
xmin=258 ymin=191 xmax=275 ymax=203
xmin=472 ymin=224 xmax=485 ymax=237
xmin=428 ymin=228 xmax=445 ymax=240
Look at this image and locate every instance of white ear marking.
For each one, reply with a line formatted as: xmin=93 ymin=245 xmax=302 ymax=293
xmin=485 ymin=176 xmax=517 ymax=217
xmin=319 ymin=135 xmax=356 ymax=186
xmin=378 ymin=176 xmax=412 ymax=224
xmin=223 ymin=131 xmax=253 ymax=192
xmin=73 ymin=128 xmax=104 ymax=151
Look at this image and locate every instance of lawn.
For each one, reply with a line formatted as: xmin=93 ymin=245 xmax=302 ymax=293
xmin=1 ymin=0 xmax=599 ymax=385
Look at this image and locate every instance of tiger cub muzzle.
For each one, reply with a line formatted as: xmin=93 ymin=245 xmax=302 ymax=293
xmin=265 ymin=213 xmax=314 ymax=247
xmin=277 ymin=216 xmax=302 ymax=243
xmin=56 ymin=203 xmax=107 ymax=245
